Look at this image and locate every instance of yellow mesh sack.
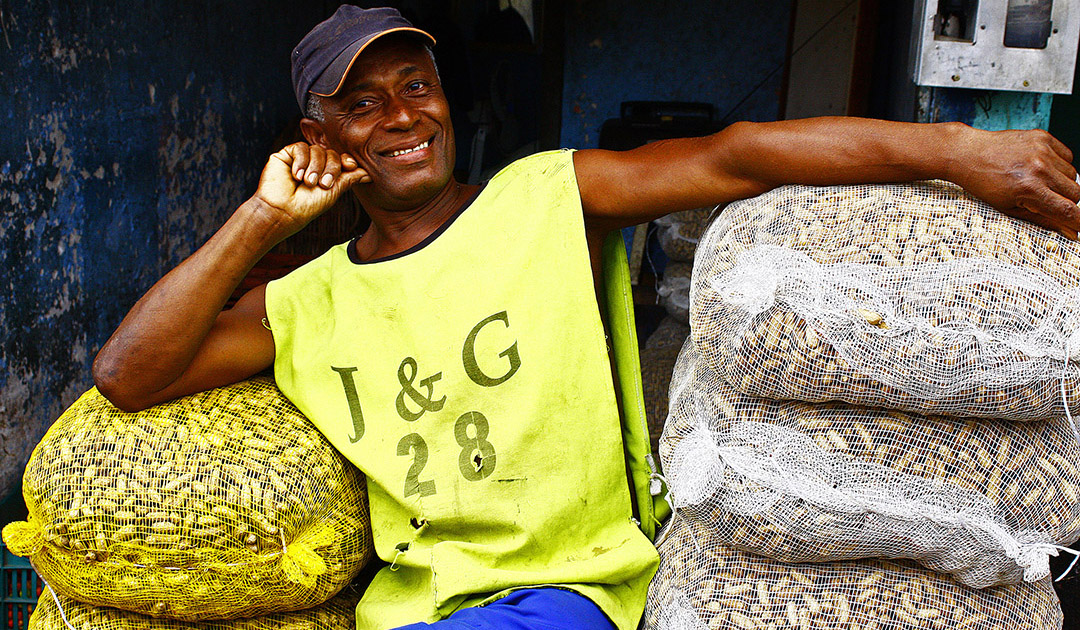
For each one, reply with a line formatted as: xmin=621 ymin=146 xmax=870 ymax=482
xmin=2 ymin=377 xmax=374 ymax=620
xmin=29 ymin=584 xmax=364 ymax=630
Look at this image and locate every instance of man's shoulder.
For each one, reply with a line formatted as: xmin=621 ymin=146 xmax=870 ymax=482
xmin=487 ymin=149 xmax=577 ymax=183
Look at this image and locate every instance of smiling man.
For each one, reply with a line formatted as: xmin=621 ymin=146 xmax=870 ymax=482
xmin=92 ymin=5 xmax=1080 ymax=630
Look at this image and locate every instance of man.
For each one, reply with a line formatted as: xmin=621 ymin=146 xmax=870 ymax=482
xmin=92 ymin=6 xmax=1080 ymax=630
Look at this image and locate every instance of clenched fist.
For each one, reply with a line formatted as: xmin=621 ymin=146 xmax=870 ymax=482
xmin=252 ymin=142 xmax=372 ymax=238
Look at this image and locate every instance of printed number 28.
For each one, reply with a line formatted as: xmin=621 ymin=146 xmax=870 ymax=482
xmin=456 ymin=411 xmax=497 ymax=481
xmin=397 ymin=433 xmax=436 ymax=497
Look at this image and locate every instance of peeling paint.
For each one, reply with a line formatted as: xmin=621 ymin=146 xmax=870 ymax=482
xmin=918 ymin=86 xmax=1053 ymax=131
xmin=0 ymin=2 xmax=322 ymax=500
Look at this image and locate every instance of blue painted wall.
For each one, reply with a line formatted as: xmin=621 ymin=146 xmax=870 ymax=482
xmin=0 ymin=2 xmax=323 ymax=499
xmin=561 ymin=0 xmax=794 ymax=148
xmin=917 ymin=87 xmax=1054 ymax=131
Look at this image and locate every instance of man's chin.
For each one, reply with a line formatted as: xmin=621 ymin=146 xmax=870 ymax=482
xmin=365 ymin=174 xmax=453 ymax=212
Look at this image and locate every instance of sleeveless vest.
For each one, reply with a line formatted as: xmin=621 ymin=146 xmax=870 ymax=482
xmin=265 ymin=150 xmax=658 ymax=629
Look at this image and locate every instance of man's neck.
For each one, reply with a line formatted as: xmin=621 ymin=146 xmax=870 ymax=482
xmin=352 ymin=179 xmax=481 ymax=262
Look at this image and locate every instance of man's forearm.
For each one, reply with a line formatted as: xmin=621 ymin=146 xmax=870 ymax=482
xmin=719 ymin=117 xmax=1080 ymax=237
xmin=717 ymin=118 xmax=966 ymax=194
xmin=578 ymin=117 xmax=1079 ymax=235
xmin=92 ymin=197 xmax=285 ymax=403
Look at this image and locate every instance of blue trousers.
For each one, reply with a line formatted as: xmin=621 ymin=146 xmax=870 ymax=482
xmin=390 ymin=588 xmax=617 ymax=630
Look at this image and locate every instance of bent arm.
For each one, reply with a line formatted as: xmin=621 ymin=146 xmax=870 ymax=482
xmin=93 ymin=142 xmax=369 ymax=411
xmin=575 ymin=118 xmax=1080 ymax=236
xmin=92 ymin=204 xmax=280 ymax=411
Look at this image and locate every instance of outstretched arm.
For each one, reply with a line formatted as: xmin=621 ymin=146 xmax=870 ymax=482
xmin=93 ymin=143 xmax=370 ymax=412
xmin=575 ymin=118 xmax=1080 ymax=237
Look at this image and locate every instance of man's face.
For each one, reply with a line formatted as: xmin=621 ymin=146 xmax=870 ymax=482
xmin=309 ymin=36 xmax=455 ymax=211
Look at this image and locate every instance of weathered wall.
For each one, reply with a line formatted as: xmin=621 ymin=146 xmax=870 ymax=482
xmin=560 ymin=0 xmax=793 ymax=148
xmin=0 ymin=2 xmax=321 ymax=500
xmin=917 ymin=87 xmax=1054 ymax=131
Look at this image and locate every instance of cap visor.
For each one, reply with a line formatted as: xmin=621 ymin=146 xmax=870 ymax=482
xmin=309 ymin=27 xmax=437 ymax=98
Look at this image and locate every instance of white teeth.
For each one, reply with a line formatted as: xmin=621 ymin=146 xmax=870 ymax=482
xmin=389 ymin=140 xmax=430 ymax=157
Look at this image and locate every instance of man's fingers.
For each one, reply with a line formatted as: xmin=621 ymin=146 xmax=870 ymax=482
xmin=339 ymin=164 xmax=372 ymax=187
xmin=1046 ymin=152 xmax=1080 ymax=198
xmin=1046 ymin=164 xmax=1080 ymax=205
xmin=1041 ymin=193 xmax=1080 ymax=235
xmin=320 ymin=152 xmax=342 ymax=189
xmin=304 ymin=146 xmax=327 ymax=187
xmin=1047 ymin=144 xmax=1077 ymax=175
xmin=286 ymin=143 xmax=311 ymax=182
xmin=1043 ymin=130 xmax=1074 ymax=163
xmin=1005 ymin=205 xmax=1061 ymax=233
xmin=338 ymin=154 xmax=371 ymax=184
xmin=1013 ymin=194 xmax=1080 ymax=240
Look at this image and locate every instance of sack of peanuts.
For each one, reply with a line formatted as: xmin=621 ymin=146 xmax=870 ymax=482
xmin=642 ymin=318 xmax=692 ymax=458
xmin=658 ymin=263 xmax=692 ymax=324
xmin=29 ymin=583 xmax=364 ymax=630
xmin=691 ymin=181 xmax=1080 ymax=421
xmin=2 ymin=378 xmax=374 ymax=620
xmin=655 ymin=207 xmax=714 ymax=262
xmin=643 ymin=517 xmax=1064 ymax=630
xmin=661 ymin=339 xmax=1080 ymax=588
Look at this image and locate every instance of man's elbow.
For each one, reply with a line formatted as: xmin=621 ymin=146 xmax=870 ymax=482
xmin=706 ymin=121 xmax=775 ymax=201
xmin=92 ymin=353 xmax=151 ymax=413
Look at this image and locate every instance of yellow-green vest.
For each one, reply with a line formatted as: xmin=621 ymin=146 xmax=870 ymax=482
xmin=265 ymin=150 xmax=659 ymax=630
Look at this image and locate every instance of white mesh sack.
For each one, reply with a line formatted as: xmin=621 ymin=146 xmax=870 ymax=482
xmin=655 ymin=207 xmax=714 ymax=262
xmin=690 ymin=181 xmax=1080 ymax=420
xmin=643 ymin=318 xmax=692 ymax=462
xmin=642 ymin=516 xmax=1064 ymax=630
xmin=658 ymin=263 xmax=692 ymax=324
xmin=660 ymin=339 xmax=1080 ymax=589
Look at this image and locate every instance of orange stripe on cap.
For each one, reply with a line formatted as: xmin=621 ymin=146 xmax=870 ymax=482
xmin=309 ymin=27 xmax=437 ymax=99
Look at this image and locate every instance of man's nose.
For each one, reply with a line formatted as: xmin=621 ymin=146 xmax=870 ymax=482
xmin=384 ymin=96 xmax=420 ymax=130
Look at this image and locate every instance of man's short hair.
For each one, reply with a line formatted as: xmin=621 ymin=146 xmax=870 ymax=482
xmin=305 ymin=93 xmax=325 ymax=122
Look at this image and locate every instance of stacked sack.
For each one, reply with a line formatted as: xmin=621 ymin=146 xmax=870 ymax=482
xmin=654 ymin=207 xmax=714 ymax=326
xmin=2 ymin=377 xmax=374 ymax=629
xmin=645 ymin=181 xmax=1080 ymax=629
xmin=642 ymin=318 xmax=692 ymax=456
xmin=644 ymin=207 xmax=714 ymax=458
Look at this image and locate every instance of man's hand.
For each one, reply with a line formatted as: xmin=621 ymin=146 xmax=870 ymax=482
xmin=948 ymin=127 xmax=1080 ymax=239
xmin=252 ymin=142 xmax=372 ymax=237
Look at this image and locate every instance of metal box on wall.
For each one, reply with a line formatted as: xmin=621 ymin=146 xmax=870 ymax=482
xmin=913 ymin=0 xmax=1080 ymax=93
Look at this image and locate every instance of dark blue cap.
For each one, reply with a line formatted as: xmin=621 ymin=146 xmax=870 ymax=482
xmin=291 ymin=6 xmax=436 ymax=112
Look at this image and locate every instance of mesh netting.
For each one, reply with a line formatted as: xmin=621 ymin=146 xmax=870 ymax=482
xmin=2 ymin=378 xmax=374 ymax=620
xmin=690 ymin=181 xmax=1080 ymax=420
xmin=643 ymin=317 xmax=692 ymax=463
xmin=643 ymin=516 xmax=1064 ymax=630
xmin=29 ymin=583 xmax=364 ymax=630
xmin=661 ymin=339 xmax=1080 ymax=588
xmin=656 ymin=207 xmax=715 ymax=263
xmin=658 ymin=263 xmax=692 ymax=325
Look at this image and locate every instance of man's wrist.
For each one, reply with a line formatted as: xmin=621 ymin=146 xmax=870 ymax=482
xmin=931 ymin=121 xmax=972 ymax=186
xmin=233 ymin=196 xmax=297 ymax=251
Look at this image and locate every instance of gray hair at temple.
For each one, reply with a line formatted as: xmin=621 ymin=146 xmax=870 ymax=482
xmin=303 ymin=44 xmax=439 ymax=123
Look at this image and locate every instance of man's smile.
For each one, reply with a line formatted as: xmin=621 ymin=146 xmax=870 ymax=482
xmin=385 ymin=139 xmax=431 ymax=157
xmin=378 ymin=135 xmax=436 ymax=164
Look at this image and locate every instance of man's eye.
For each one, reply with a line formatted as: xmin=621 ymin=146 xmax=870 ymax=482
xmin=407 ymin=81 xmax=428 ymax=92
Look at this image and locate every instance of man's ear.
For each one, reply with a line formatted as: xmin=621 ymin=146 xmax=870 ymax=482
xmin=300 ymin=118 xmax=329 ymax=148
